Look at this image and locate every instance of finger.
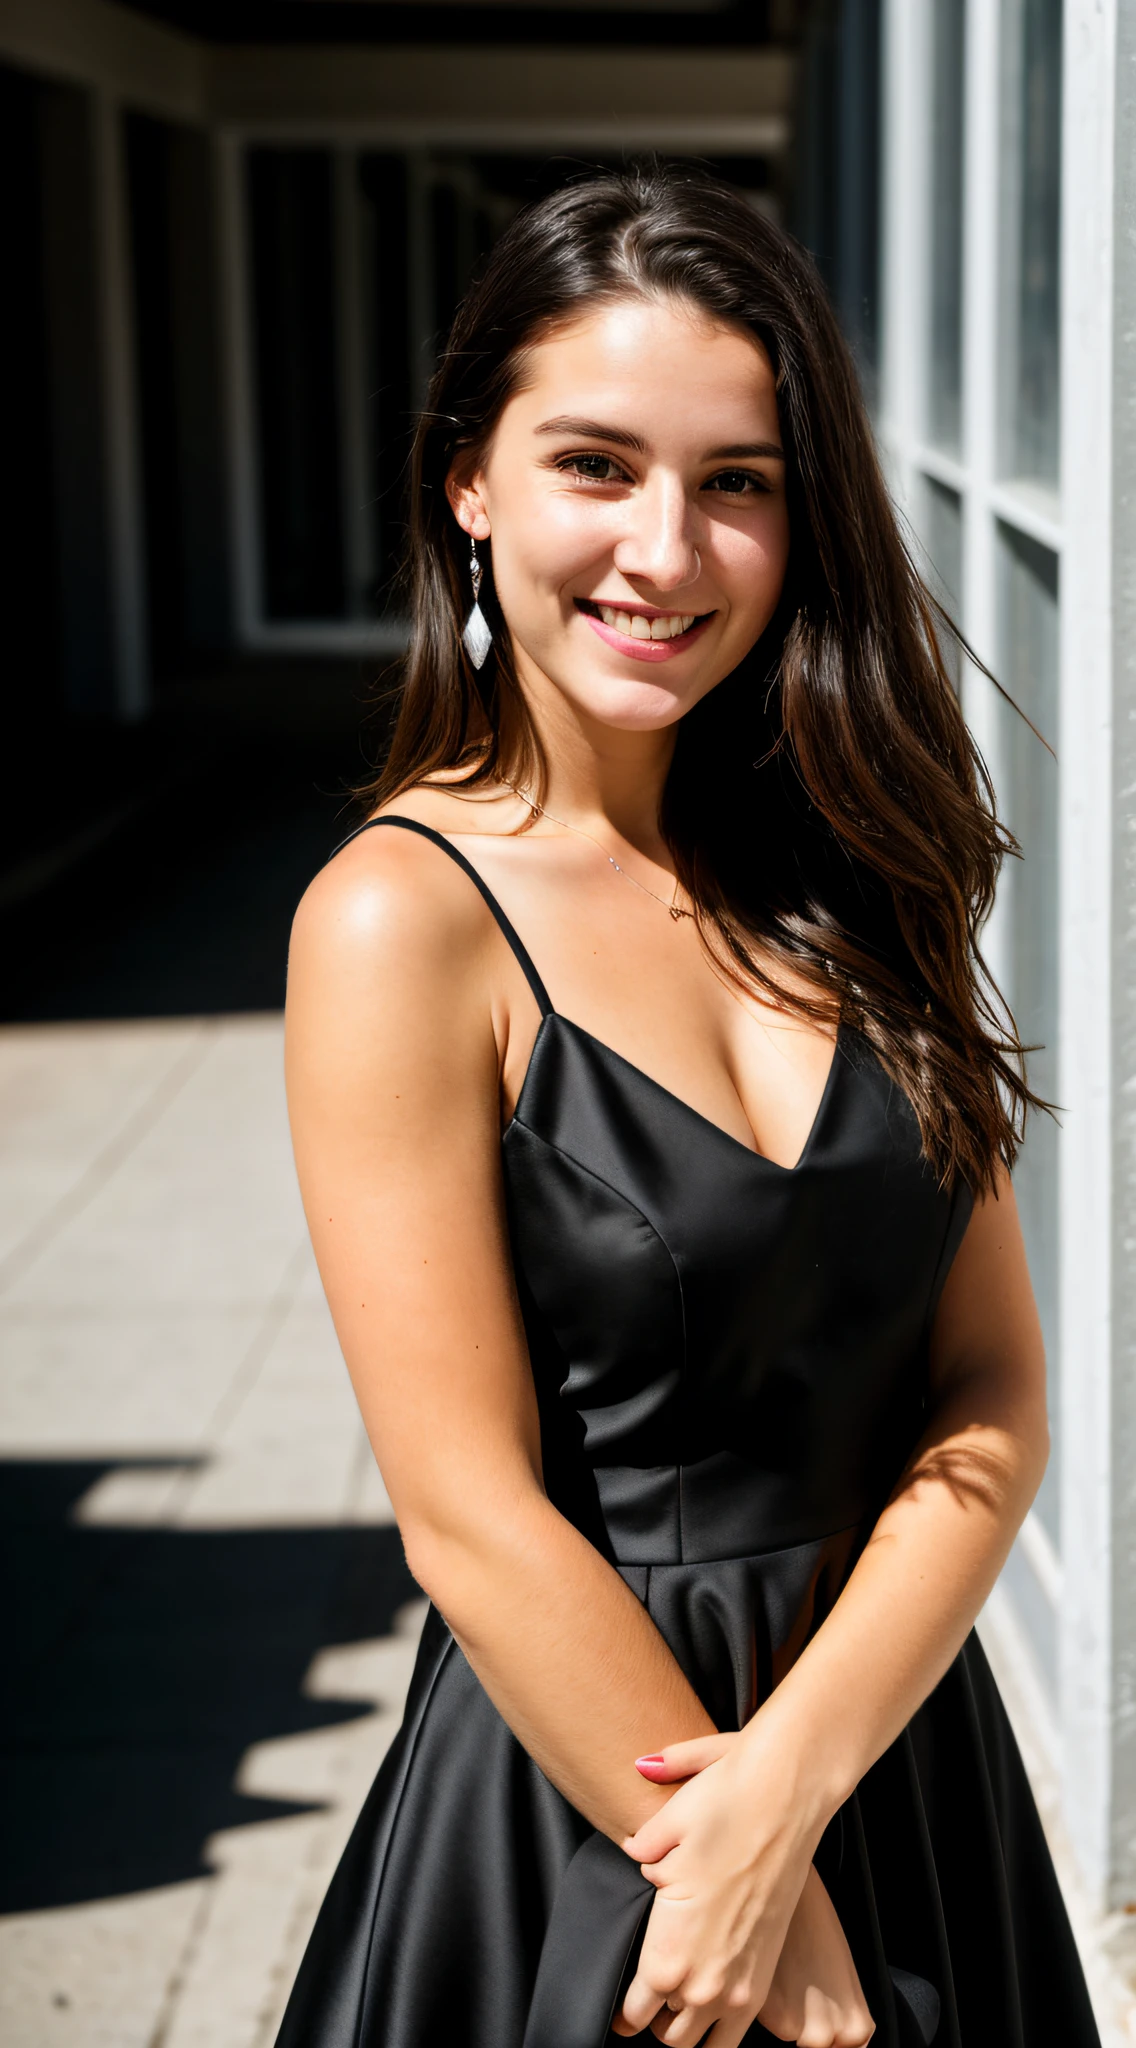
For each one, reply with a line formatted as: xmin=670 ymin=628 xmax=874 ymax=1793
xmin=617 ymin=1971 xmax=672 ymax=2036
xmin=649 ymin=1997 xmax=720 ymax=2047
xmin=796 ymin=1993 xmax=842 ymax=2047
xmin=622 ymin=1808 xmax=684 ymax=1864
xmin=834 ymin=2010 xmax=875 ymax=2047
xmin=634 ymin=1734 xmax=732 ymax=1783
xmin=796 ymin=1990 xmax=876 ymax=2048
xmin=705 ymin=2009 xmax=762 ymax=2048
xmin=753 ymin=2007 xmax=799 ymax=2045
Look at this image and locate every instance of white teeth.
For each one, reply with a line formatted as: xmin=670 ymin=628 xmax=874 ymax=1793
xmin=595 ymin=604 xmax=699 ymax=639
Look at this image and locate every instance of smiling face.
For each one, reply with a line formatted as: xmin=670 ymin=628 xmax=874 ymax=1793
xmin=446 ymin=295 xmax=791 ymax=737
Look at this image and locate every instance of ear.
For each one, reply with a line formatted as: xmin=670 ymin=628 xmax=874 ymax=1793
xmin=445 ymin=461 xmax=491 ymax=542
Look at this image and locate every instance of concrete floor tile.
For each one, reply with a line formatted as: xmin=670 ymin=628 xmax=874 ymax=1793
xmin=158 ymin=1816 xmax=327 ymax=2048
xmin=0 ymin=1309 xmax=264 ymax=1454
xmin=175 ymin=1301 xmax=361 ymax=1528
xmin=5 ymin=1185 xmax=307 ymax=1310
xmin=0 ymin=1021 xmax=203 ymax=1169
xmin=0 ymin=1023 xmax=209 ymax=1276
xmin=0 ymin=1881 xmax=207 ymax=2048
xmin=5 ymin=1019 xmax=305 ymax=1309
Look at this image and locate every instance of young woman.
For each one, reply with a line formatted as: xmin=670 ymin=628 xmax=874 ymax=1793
xmin=278 ymin=165 xmax=1099 ymax=2048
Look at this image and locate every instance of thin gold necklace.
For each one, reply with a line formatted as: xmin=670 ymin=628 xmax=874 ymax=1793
xmin=504 ymin=783 xmax=693 ymax=921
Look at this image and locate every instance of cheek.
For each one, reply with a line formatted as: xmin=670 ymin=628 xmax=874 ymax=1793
xmin=499 ymin=495 xmax=611 ymax=602
xmin=714 ymin=514 xmax=790 ymax=617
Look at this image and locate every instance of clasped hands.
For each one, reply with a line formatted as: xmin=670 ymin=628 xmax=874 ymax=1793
xmin=610 ymin=1731 xmax=875 ymax=2048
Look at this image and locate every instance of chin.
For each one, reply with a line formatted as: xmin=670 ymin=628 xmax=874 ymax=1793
xmin=580 ymin=689 xmax=693 ymax=732
xmin=561 ymin=671 xmax=704 ymax=732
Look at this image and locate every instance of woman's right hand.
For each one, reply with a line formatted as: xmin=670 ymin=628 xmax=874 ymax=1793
xmin=617 ymin=1734 xmax=873 ymax=2047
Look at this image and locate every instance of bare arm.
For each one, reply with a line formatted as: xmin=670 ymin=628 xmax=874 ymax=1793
xmin=285 ymin=834 xmax=714 ymax=1843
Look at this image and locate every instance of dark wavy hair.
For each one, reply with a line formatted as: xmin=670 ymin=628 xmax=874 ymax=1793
xmin=361 ymin=159 xmax=1040 ymax=1194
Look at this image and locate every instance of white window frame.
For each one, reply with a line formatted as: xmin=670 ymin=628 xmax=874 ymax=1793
xmin=882 ymin=0 xmax=1126 ymax=1922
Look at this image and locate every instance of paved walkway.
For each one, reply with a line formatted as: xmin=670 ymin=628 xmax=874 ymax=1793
xmin=0 ymin=1016 xmax=422 ymax=2048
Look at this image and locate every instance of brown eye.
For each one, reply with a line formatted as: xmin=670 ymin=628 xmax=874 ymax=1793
xmin=706 ymin=469 xmax=766 ymax=496
xmin=562 ymin=454 xmax=626 ymax=483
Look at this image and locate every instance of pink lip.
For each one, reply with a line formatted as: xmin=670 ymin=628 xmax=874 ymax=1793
xmin=577 ymin=606 xmax=712 ymax=663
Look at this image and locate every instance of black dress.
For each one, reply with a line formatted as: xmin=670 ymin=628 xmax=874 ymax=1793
xmin=276 ymin=816 xmax=1099 ymax=2048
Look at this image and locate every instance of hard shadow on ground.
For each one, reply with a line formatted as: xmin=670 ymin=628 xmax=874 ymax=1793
xmin=0 ymin=1457 xmax=419 ymax=1912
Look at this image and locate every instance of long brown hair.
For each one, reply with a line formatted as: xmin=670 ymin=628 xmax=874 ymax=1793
xmin=363 ymin=160 xmax=1040 ymax=1194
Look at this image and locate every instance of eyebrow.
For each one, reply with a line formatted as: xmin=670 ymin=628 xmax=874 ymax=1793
xmin=705 ymin=441 xmax=786 ymax=461
xmin=534 ymin=416 xmax=646 ymax=451
xmin=532 ymin=416 xmax=785 ymax=461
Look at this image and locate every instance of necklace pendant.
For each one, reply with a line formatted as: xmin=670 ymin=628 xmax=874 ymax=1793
xmin=670 ymin=904 xmax=685 ymax=921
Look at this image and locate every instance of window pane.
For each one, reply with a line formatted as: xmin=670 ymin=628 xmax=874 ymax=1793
xmin=926 ymin=0 xmax=966 ymax=451
xmin=999 ymin=0 xmax=1062 ymax=487
xmin=247 ymin=149 xmax=344 ymax=620
xmin=996 ymin=523 xmax=1059 ymax=1543
xmin=920 ymin=476 xmax=963 ymax=686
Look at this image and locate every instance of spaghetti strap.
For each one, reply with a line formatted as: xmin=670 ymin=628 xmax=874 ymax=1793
xmin=330 ymin=815 xmax=554 ymax=1020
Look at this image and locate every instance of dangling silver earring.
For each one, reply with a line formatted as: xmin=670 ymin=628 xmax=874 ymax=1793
xmin=462 ymin=539 xmax=492 ymax=670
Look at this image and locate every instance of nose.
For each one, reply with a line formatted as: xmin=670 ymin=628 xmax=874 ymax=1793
xmin=611 ymin=474 xmax=701 ymax=594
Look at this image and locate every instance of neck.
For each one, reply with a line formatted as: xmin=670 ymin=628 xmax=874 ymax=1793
xmin=510 ymin=656 xmax=677 ymax=858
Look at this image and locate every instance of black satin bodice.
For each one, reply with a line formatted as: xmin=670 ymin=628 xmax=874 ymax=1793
xmin=506 ymin=1010 xmax=971 ymax=1573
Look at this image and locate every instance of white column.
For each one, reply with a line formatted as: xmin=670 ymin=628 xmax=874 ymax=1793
xmin=92 ymin=89 xmax=148 ymax=719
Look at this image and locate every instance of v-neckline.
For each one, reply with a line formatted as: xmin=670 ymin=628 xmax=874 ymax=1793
xmin=510 ymin=1014 xmax=847 ymax=1174
xmin=346 ymin=818 xmax=844 ymax=1174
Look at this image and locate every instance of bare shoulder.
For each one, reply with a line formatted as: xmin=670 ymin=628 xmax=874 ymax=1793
xmin=290 ymin=800 xmax=493 ymax=991
xmin=285 ymin=801 xmax=509 ymax=1140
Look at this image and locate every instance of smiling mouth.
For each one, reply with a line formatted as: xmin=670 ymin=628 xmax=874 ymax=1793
xmin=576 ymin=599 xmax=710 ymax=642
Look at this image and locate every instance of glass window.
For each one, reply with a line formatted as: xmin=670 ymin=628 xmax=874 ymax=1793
xmin=926 ymin=0 xmax=966 ymax=452
xmin=247 ymin=148 xmax=344 ymax=621
xmin=920 ymin=476 xmax=963 ymax=687
xmin=998 ymin=0 xmax=1062 ymax=488
xmin=996 ymin=522 xmax=1060 ymax=1543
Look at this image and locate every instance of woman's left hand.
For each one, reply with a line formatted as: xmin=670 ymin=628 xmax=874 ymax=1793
xmin=614 ymin=1732 xmax=872 ymax=2046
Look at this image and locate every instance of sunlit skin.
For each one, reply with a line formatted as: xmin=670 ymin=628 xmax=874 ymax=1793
xmin=285 ymin=297 xmax=1050 ymax=2047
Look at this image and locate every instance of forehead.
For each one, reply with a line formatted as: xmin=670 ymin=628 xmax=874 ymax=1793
xmin=504 ymin=297 xmax=780 ymax=441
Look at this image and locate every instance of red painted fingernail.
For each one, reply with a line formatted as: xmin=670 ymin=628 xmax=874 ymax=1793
xmin=635 ymin=1755 xmax=665 ymax=1772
